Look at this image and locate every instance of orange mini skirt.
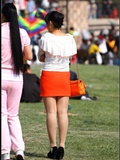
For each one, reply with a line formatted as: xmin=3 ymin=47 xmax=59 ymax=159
xmin=40 ymin=70 xmax=71 ymax=97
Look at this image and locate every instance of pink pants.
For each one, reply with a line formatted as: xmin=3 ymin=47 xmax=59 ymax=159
xmin=2 ymin=80 xmax=25 ymax=154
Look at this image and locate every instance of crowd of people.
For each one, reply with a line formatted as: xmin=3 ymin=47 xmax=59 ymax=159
xmin=2 ymin=0 xmax=119 ymax=19
xmin=2 ymin=0 xmax=59 ymax=17
xmin=77 ymin=25 xmax=119 ymax=66
xmin=88 ymin=0 xmax=119 ymax=19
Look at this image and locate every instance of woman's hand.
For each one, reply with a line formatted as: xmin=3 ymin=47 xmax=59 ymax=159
xmin=40 ymin=54 xmax=45 ymax=62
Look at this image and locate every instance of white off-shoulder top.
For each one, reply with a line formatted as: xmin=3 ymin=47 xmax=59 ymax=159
xmin=38 ymin=32 xmax=77 ymax=71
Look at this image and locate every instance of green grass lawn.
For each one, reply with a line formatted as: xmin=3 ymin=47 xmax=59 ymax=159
xmin=11 ymin=64 xmax=119 ymax=160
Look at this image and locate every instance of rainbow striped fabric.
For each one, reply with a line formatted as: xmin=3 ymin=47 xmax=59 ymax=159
xmin=18 ymin=8 xmax=47 ymax=37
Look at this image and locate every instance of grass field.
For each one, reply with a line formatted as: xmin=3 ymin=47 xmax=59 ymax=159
xmin=11 ymin=64 xmax=119 ymax=160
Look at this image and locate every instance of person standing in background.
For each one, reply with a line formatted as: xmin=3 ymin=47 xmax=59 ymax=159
xmin=1 ymin=3 xmax=32 ymax=160
xmin=19 ymin=0 xmax=26 ymax=17
xmin=38 ymin=11 xmax=77 ymax=159
xmin=106 ymin=31 xmax=118 ymax=65
xmin=26 ymin=0 xmax=36 ymax=15
xmin=88 ymin=0 xmax=97 ymax=19
xmin=41 ymin=0 xmax=50 ymax=11
xmin=68 ymin=27 xmax=78 ymax=64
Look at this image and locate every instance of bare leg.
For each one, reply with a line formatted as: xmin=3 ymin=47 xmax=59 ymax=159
xmin=43 ymin=97 xmax=57 ymax=148
xmin=57 ymin=97 xmax=69 ymax=148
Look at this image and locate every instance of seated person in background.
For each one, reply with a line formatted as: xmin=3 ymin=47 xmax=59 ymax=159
xmin=98 ymin=29 xmax=109 ymax=65
xmin=88 ymin=37 xmax=102 ymax=64
xmin=77 ymin=39 xmax=90 ymax=64
xmin=78 ymin=30 xmax=91 ymax=64
xmin=21 ymin=63 xmax=42 ymax=102
xmin=106 ymin=31 xmax=118 ymax=65
xmin=80 ymin=30 xmax=91 ymax=50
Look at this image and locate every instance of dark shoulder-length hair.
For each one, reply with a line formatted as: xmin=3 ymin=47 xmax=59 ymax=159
xmin=44 ymin=11 xmax=64 ymax=29
xmin=2 ymin=3 xmax=23 ymax=75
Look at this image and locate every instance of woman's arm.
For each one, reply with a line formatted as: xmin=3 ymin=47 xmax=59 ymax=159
xmin=23 ymin=45 xmax=33 ymax=61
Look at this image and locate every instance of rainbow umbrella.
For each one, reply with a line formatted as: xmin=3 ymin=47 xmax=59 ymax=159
xmin=18 ymin=8 xmax=47 ymax=38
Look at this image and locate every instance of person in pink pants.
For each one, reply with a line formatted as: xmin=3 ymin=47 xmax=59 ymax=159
xmin=1 ymin=3 xmax=32 ymax=160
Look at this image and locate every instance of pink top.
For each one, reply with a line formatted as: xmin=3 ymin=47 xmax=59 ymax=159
xmin=2 ymin=22 xmax=30 ymax=81
xmin=2 ymin=22 xmax=30 ymax=70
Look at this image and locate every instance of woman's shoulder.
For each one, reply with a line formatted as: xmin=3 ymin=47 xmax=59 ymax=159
xmin=19 ymin=28 xmax=27 ymax=34
xmin=19 ymin=28 xmax=29 ymax=37
xmin=39 ymin=32 xmax=77 ymax=57
xmin=42 ymin=32 xmax=51 ymax=38
xmin=41 ymin=32 xmax=74 ymax=40
xmin=2 ymin=22 xmax=9 ymax=33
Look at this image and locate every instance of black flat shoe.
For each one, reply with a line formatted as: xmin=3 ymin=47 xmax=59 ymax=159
xmin=56 ymin=147 xmax=64 ymax=160
xmin=47 ymin=146 xmax=58 ymax=159
xmin=16 ymin=154 xmax=24 ymax=160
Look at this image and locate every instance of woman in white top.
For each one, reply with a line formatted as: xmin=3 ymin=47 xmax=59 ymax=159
xmin=1 ymin=3 xmax=32 ymax=160
xmin=38 ymin=11 xmax=77 ymax=159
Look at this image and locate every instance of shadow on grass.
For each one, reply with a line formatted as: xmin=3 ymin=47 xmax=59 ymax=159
xmin=11 ymin=151 xmax=47 ymax=159
xmin=25 ymin=151 xmax=47 ymax=158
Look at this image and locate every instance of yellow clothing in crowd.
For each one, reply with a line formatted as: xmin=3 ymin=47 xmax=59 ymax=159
xmin=88 ymin=44 xmax=100 ymax=55
xmin=108 ymin=40 xmax=115 ymax=49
